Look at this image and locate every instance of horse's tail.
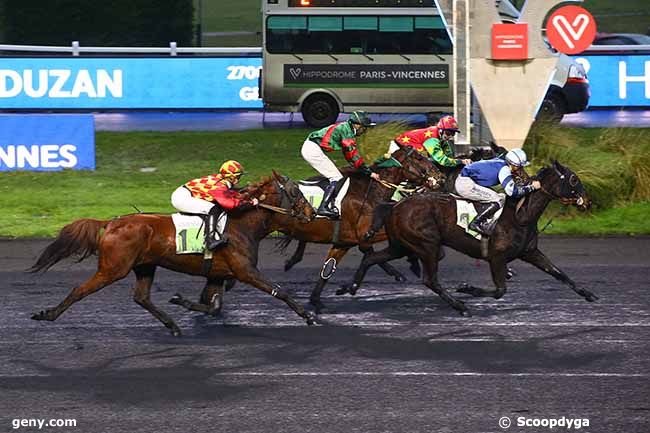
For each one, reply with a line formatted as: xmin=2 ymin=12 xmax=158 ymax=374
xmin=28 ymin=218 xmax=110 ymax=273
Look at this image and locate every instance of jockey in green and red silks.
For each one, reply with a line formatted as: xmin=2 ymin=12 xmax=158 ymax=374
xmin=301 ymin=111 xmax=381 ymax=219
xmin=388 ymin=115 xmax=471 ymax=168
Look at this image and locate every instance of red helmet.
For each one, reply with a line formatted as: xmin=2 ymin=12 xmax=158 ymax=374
xmin=436 ymin=115 xmax=460 ymax=134
xmin=219 ymin=160 xmax=244 ymax=179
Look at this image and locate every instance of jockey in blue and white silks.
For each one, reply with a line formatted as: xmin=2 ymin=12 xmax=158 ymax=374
xmin=454 ymin=148 xmax=541 ymax=235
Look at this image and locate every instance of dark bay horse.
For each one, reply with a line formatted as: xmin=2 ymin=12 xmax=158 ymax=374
xmin=340 ymin=160 xmax=599 ymax=316
xmin=30 ymin=172 xmax=316 ymax=336
xmin=248 ymin=145 xmax=444 ymax=313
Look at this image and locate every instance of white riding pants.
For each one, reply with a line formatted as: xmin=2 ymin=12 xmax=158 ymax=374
xmin=455 ymin=176 xmax=506 ymax=206
xmin=301 ymin=139 xmax=343 ymax=182
xmin=171 ymin=186 xmax=214 ymax=214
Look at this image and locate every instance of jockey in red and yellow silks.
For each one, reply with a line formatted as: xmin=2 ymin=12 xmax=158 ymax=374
xmin=171 ymin=160 xmax=258 ymax=250
xmin=301 ymin=111 xmax=381 ymax=219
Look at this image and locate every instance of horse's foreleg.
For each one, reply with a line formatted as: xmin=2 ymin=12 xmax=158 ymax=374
xmin=132 ymin=265 xmax=181 ymax=336
xmin=359 ymin=245 xmax=407 ymax=282
xmin=521 ymin=248 xmax=599 ymax=302
xmin=235 ymin=266 xmax=314 ymax=325
xmin=284 ymin=241 xmax=306 ymax=272
xmin=309 ymin=246 xmax=350 ymax=313
xmin=170 ymin=279 xmax=224 ymax=317
xmin=338 ymin=244 xmax=407 ymax=296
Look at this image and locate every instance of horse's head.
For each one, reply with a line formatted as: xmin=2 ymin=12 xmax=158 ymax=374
xmin=269 ymin=170 xmax=315 ymax=222
xmin=537 ymin=160 xmax=591 ymax=211
xmin=383 ymin=144 xmax=446 ymax=190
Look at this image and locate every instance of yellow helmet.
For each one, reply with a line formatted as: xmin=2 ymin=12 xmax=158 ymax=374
xmin=219 ymin=160 xmax=244 ymax=179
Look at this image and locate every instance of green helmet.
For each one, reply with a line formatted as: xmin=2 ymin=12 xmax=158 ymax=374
xmin=349 ymin=111 xmax=376 ymax=127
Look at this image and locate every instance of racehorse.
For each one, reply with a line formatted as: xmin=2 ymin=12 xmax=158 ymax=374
xmin=339 ymin=160 xmax=599 ymax=316
xmin=197 ymin=145 xmax=444 ymax=314
xmin=282 ymin=142 xmax=508 ymax=292
xmin=29 ymin=172 xmax=316 ymax=336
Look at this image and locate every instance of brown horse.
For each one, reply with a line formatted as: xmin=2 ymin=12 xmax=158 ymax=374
xmin=340 ymin=161 xmax=599 ymax=316
xmin=29 ymin=172 xmax=316 ymax=336
xmin=256 ymin=145 xmax=444 ymax=313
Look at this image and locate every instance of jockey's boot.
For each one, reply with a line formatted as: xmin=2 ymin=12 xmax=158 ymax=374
xmin=317 ymin=181 xmax=340 ymax=220
xmin=363 ymin=202 xmax=395 ymax=241
xmin=469 ymin=202 xmax=501 ymax=236
xmin=205 ymin=213 xmax=228 ymax=250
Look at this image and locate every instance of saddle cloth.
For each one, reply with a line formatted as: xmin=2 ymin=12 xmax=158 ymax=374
xmin=298 ymin=177 xmax=351 ymax=219
xmin=455 ymin=199 xmax=504 ymax=240
xmin=171 ymin=212 xmax=227 ymax=254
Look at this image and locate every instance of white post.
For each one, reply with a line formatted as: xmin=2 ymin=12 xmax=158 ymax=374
xmin=452 ymin=0 xmax=471 ymax=152
xmin=72 ymin=41 xmax=80 ymax=56
xmin=170 ymin=42 xmax=177 ymax=56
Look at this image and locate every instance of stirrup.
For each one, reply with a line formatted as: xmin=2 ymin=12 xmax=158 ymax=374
xmin=469 ymin=221 xmax=490 ymax=236
xmin=206 ymin=236 xmax=228 ymax=251
xmin=362 ymin=229 xmax=376 ymax=242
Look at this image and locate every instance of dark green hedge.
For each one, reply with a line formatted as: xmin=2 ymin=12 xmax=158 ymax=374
xmin=3 ymin=0 xmax=194 ymax=46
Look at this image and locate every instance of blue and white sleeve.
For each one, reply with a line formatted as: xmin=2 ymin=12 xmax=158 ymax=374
xmin=499 ymin=166 xmax=533 ymax=198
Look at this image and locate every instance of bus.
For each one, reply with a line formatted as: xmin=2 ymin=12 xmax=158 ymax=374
xmin=261 ymin=0 xmax=453 ymax=127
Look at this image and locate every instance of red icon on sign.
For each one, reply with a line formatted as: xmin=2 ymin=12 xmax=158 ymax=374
xmin=492 ymin=23 xmax=528 ymax=60
xmin=546 ymin=5 xmax=597 ymax=54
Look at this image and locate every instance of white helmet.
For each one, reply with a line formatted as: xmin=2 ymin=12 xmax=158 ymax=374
xmin=505 ymin=148 xmax=530 ymax=167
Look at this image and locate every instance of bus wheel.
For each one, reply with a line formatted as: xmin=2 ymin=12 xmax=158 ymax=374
xmin=301 ymin=94 xmax=339 ymax=128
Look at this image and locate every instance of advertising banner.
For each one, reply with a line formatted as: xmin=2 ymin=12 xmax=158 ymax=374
xmin=0 ymin=114 xmax=95 ymax=171
xmin=283 ymin=64 xmax=449 ymax=88
xmin=0 ymin=58 xmax=263 ymax=109
xmin=573 ymin=54 xmax=650 ymax=107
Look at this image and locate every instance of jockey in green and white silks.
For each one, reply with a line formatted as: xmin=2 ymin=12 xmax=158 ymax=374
xmin=301 ymin=111 xmax=381 ymax=219
xmin=454 ymin=148 xmax=541 ymax=236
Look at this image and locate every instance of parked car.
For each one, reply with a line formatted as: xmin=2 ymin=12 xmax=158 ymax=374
xmin=593 ymin=33 xmax=650 ymax=46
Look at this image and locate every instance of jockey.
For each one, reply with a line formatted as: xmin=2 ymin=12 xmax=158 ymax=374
xmin=454 ymin=148 xmax=541 ymax=236
xmin=301 ymin=111 xmax=381 ymax=219
xmin=389 ymin=115 xmax=471 ymax=167
xmin=171 ymin=160 xmax=259 ymax=250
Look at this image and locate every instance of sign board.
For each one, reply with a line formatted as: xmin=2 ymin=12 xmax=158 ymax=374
xmin=491 ymin=23 xmax=528 ymax=60
xmin=0 ymin=58 xmax=262 ymax=109
xmin=0 ymin=115 xmax=95 ymax=171
xmin=283 ymin=64 xmax=449 ymax=87
xmin=546 ymin=5 xmax=597 ymax=55
xmin=573 ymin=55 xmax=650 ymax=107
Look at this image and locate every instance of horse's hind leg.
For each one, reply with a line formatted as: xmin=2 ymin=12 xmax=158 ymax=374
xmin=32 ymin=259 xmax=130 ymax=322
xmin=170 ymin=279 xmax=224 ymax=317
xmin=132 ymin=265 xmax=182 ymax=336
xmin=284 ymin=241 xmax=306 ymax=272
xmin=309 ymin=246 xmax=350 ymax=313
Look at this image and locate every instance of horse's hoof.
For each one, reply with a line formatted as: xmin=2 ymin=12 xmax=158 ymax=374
xmin=506 ymin=267 xmax=517 ymax=280
xmin=170 ymin=327 xmax=182 ymax=337
xmin=585 ymin=292 xmax=599 ymax=302
xmin=335 ymin=286 xmax=350 ymax=296
xmin=168 ymin=294 xmax=183 ymax=305
xmin=459 ymin=308 xmax=472 ymax=317
xmin=284 ymin=261 xmax=295 ymax=272
xmin=31 ymin=310 xmax=48 ymax=321
xmin=305 ymin=313 xmax=317 ymax=326
xmin=394 ymin=274 xmax=407 ymax=283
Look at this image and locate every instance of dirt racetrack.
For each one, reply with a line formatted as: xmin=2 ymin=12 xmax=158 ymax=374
xmin=1 ymin=237 xmax=649 ymax=433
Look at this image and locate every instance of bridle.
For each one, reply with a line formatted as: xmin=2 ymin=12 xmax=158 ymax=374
xmin=256 ymin=177 xmax=314 ymax=222
xmin=537 ymin=165 xmax=584 ymax=206
xmin=390 ymin=146 xmax=443 ymax=190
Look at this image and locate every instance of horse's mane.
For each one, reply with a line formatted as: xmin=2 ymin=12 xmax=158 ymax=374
xmin=241 ymin=176 xmax=273 ymax=196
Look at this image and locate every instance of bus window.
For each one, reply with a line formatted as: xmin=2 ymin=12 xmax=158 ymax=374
xmin=266 ymin=15 xmax=451 ymax=55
